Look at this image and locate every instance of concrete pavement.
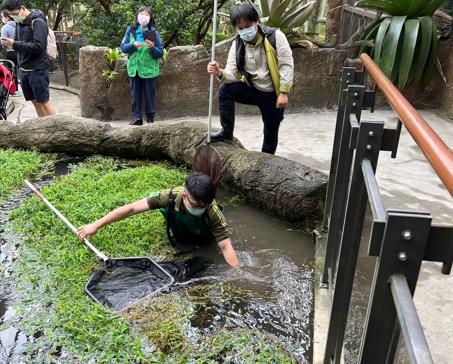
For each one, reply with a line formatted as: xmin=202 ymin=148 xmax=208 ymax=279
xmin=8 ymin=88 xmax=453 ymax=363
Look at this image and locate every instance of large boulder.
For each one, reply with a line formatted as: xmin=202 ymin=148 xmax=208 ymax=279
xmin=0 ymin=116 xmax=327 ymax=227
xmin=79 ymin=46 xmax=112 ymax=120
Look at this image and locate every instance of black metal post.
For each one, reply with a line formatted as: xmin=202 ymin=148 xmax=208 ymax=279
xmin=358 ymin=211 xmax=432 ymax=363
xmin=322 ymin=84 xmax=366 ymax=285
xmin=323 ymin=68 xmax=364 ymax=229
xmin=323 ymin=120 xmax=384 ymax=364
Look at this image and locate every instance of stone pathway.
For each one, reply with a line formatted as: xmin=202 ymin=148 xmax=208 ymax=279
xmin=7 ymin=88 xmax=453 ymax=363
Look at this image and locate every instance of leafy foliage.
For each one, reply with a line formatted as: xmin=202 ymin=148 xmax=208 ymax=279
xmin=102 ymin=48 xmax=121 ymax=83
xmin=77 ymin=0 xmax=230 ymax=49
xmin=357 ymin=0 xmax=446 ymax=88
xmin=0 ymin=149 xmax=54 ymax=204
xmin=251 ymin=0 xmax=318 ymax=46
xmin=8 ymin=157 xmax=186 ymax=362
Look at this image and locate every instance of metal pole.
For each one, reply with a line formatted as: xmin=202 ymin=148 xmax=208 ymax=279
xmin=24 ymin=180 xmax=109 ymax=262
xmin=324 ymin=120 xmax=384 ymax=364
xmin=390 ymin=274 xmax=435 ymax=364
xmin=358 ymin=211 xmax=432 ymax=363
xmin=207 ymin=0 xmax=219 ymax=144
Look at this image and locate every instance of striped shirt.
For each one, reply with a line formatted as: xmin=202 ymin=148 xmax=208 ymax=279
xmin=146 ymin=187 xmax=229 ymax=243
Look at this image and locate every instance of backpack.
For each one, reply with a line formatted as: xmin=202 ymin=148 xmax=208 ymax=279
xmin=32 ymin=19 xmax=59 ymax=60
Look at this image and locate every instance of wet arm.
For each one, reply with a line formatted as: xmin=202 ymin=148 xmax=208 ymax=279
xmin=90 ymin=198 xmax=150 ymax=230
xmin=218 ymin=238 xmax=239 ymax=268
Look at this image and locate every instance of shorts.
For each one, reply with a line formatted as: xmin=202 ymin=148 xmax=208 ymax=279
xmin=21 ymin=69 xmax=50 ymax=102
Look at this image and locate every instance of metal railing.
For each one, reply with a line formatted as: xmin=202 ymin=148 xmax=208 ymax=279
xmin=321 ymin=53 xmax=453 ymax=363
xmin=51 ymin=30 xmax=88 ymax=90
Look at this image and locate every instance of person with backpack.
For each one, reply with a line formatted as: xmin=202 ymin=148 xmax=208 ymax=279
xmin=1 ymin=0 xmax=55 ymax=117
xmin=120 ymin=6 xmax=163 ymax=126
xmin=76 ymin=172 xmax=240 ymax=268
xmin=207 ymin=2 xmax=294 ymax=155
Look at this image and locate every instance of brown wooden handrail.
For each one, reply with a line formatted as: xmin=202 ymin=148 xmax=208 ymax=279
xmin=360 ymin=53 xmax=453 ymax=197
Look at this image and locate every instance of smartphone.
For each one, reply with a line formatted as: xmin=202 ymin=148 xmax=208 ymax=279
xmin=144 ymin=30 xmax=156 ymax=42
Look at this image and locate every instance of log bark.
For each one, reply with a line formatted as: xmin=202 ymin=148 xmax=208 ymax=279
xmin=0 ymin=117 xmax=327 ymax=228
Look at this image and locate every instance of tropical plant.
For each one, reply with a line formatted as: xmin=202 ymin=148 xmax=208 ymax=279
xmin=356 ymin=0 xmax=447 ymax=89
xmin=250 ymin=0 xmax=318 ymax=46
xmin=102 ymin=48 xmax=121 ymax=84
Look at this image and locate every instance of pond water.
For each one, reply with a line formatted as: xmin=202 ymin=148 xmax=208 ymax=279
xmin=186 ymin=189 xmax=314 ymax=361
xmin=0 ymin=161 xmax=314 ymax=362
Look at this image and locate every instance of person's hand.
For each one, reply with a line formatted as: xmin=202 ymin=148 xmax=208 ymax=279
xmin=207 ymin=61 xmax=222 ymax=77
xmin=77 ymin=223 xmax=99 ymax=241
xmin=276 ymin=93 xmax=288 ymax=109
xmin=1 ymin=38 xmax=13 ymax=48
xmin=133 ymin=41 xmax=144 ymax=48
xmin=144 ymin=39 xmax=155 ymax=49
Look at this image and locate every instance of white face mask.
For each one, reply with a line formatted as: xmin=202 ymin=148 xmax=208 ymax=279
xmin=137 ymin=14 xmax=150 ymax=27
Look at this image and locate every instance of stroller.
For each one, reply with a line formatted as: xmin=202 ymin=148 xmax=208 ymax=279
xmin=0 ymin=59 xmax=17 ymax=121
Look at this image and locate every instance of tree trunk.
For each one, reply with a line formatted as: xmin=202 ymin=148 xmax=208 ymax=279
xmin=326 ymin=0 xmax=344 ymax=45
xmin=0 ymin=117 xmax=327 ymax=228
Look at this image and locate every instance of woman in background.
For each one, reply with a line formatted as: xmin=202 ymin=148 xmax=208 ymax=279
xmin=120 ymin=6 xmax=163 ymax=125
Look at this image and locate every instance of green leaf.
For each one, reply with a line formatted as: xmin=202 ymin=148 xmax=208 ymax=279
xmin=380 ymin=16 xmax=406 ymax=78
xmin=421 ymin=22 xmax=439 ymax=87
xmin=357 ymin=20 xmax=381 ymax=57
xmin=414 ymin=16 xmax=433 ymax=84
xmin=421 ymin=0 xmax=448 ymax=16
xmin=268 ymin=0 xmax=293 ymax=24
xmin=355 ymin=0 xmax=405 ymax=15
xmin=285 ymin=1 xmax=317 ymax=29
xmin=398 ymin=18 xmax=420 ymax=89
xmin=373 ymin=18 xmax=391 ymax=66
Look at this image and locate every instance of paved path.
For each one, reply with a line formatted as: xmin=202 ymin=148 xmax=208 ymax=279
xmin=9 ymin=88 xmax=453 ymax=363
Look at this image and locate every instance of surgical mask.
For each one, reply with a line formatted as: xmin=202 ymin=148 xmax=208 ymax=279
xmin=12 ymin=15 xmax=26 ymax=23
xmin=239 ymin=25 xmax=257 ymax=42
xmin=137 ymin=14 xmax=150 ymax=27
xmin=183 ymin=198 xmax=206 ymax=217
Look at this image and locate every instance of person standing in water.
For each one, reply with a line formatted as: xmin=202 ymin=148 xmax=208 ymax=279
xmin=77 ymin=173 xmax=240 ymax=268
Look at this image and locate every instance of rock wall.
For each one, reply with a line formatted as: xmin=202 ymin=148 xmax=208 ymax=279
xmin=80 ymin=41 xmax=347 ymax=121
xmin=438 ymin=38 xmax=453 ymax=120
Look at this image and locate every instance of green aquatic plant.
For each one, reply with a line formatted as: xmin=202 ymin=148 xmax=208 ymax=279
xmin=0 ymin=149 xmax=55 ymax=204
xmin=8 ymin=156 xmax=187 ymax=362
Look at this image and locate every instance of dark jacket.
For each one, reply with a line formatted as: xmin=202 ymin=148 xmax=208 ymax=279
xmin=12 ymin=10 xmax=49 ymax=70
xmin=120 ymin=24 xmax=164 ymax=59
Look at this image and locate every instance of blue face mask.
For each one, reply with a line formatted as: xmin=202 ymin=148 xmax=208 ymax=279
xmin=239 ymin=25 xmax=257 ymax=42
xmin=183 ymin=196 xmax=206 ymax=217
xmin=187 ymin=206 xmax=206 ymax=217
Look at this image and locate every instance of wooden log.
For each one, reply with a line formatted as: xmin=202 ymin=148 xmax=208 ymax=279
xmin=0 ymin=116 xmax=327 ymax=228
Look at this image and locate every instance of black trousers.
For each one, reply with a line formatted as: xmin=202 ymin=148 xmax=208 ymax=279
xmin=129 ymin=75 xmax=157 ymax=120
xmin=219 ymin=82 xmax=284 ymax=154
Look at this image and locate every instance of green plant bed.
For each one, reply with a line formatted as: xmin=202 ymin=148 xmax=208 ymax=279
xmin=6 ymin=155 xmax=296 ymax=362
xmin=0 ymin=149 xmax=55 ymax=204
xmin=7 ymin=156 xmax=186 ymax=362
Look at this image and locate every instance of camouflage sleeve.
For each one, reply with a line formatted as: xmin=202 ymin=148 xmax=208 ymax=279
xmin=207 ymin=202 xmax=230 ymax=243
xmin=146 ymin=189 xmax=170 ymax=210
